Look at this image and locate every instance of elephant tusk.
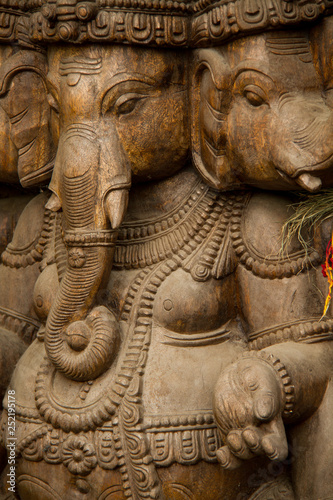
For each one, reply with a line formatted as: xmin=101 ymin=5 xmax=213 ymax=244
xmin=105 ymin=188 xmax=129 ymax=229
xmin=45 ymin=192 xmax=62 ymax=212
xmin=295 ymin=173 xmax=322 ymax=192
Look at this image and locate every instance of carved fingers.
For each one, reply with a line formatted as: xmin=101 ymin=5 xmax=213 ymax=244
xmin=217 ymin=416 xmax=288 ymax=470
xmin=213 ymin=357 xmax=288 ymax=469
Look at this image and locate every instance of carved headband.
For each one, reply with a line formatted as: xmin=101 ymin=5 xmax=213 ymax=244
xmin=0 ymin=0 xmax=332 ymax=47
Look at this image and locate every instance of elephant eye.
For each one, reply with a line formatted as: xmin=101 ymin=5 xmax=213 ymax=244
xmin=114 ymin=93 xmax=147 ymax=116
xmin=243 ymin=85 xmax=267 ymax=107
xmin=103 ymin=92 xmax=147 ymax=116
xmin=117 ymin=98 xmax=142 ymax=115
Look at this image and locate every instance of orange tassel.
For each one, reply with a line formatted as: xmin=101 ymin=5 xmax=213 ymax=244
xmin=321 ymin=234 xmax=333 ymax=318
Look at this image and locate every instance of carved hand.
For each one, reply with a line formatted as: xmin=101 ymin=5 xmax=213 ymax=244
xmin=213 ymin=355 xmax=289 ymax=470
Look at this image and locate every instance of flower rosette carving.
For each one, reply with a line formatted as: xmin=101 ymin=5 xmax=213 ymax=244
xmin=68 ymin=247 xmax=86 ymax=268
xmin=62 ymin=435 xmax=97 ymax=475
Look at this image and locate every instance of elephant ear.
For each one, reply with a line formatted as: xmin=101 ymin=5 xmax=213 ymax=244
xmin=310 ymin=17 xmax=333 ymax=92
xmin=0 ymin=104 xmax=18 ymax=184
xmin=0 ymin=47 xmax=18 ymax=184
xmin=0 ymin=49 xmax=56 ymax=188
xmin=191 ymin=48 xmax=240 ymax=191
xmin=309 ymin=18 xmax=333 ymax=175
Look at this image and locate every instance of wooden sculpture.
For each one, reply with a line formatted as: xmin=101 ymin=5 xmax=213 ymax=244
xmin=0 ymin=1 xmax=332 ymax=499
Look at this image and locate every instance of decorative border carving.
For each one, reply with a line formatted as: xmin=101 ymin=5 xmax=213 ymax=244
xmin=0 ymin=0 xmax=331 ymax=46
xmin=191 ymin=0 xmax=333 ymax=46
xmin=230 ymin=199 xmax=322 ymax=280
xmin=182 ymin=192 xmax=244 ymax=281
xmin=63 ymin=229 xmax=118 ymax=247
xmin=248 ymin=317 xmax=333 ymax=349
xmin=114 ymin=181 xmax=212 ymax=270
xmin=147 ymin=427 xmax=221 ymax=465
xmin=0 ymin=306 xmax=40 ymax=343
xmin=2 ymin=208 xmax=54 ymax=269
xmin=4 ymin=408 xmax=221 ymax=470
xmin=18 ymin=426 xmax=118 ymax=471
xmin=242 ymin=350 xmax=295 ymax=418
xmin=145 ymin=413 xmax=222 ymax=466
xmin=35 ymin=358 xmax=118 ymax=433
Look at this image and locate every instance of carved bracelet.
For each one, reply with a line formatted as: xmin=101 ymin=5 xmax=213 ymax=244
xmin=242 ymin=350 xmax=295 ymax=419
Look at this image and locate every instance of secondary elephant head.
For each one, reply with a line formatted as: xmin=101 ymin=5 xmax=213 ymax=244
xmin=191 ymin=23 xmax=333 ymax=192
xmin=0 ymin=46 xmax=55 ymax=187
xmin=44 ymin=44 xmax=189 ymax=380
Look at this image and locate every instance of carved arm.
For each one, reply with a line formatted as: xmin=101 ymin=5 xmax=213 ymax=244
xmin=213 ymin=341 xmax=333 ymax=469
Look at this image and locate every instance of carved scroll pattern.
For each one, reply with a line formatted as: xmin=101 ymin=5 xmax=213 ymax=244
xmin=191 ymin=0 xmax=333 ymax=46
xmin=146 ymin=423 xmax=222 ymax=466
xmin=0 ymin=0 xmax=332 ymax=46
xmin=28 ymin=9 xmax=189 ymax=46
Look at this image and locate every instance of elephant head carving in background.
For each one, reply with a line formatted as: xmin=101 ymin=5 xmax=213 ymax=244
xmin=0 ymin=46 xmax=55 ymax=187
xmin=43 ymin=45 xmax=189 ymax=381
xmin=191 ymin=23 xmax=333 ymax=193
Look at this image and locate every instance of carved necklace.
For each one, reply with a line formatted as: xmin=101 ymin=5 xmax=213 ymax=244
xmin=113 ymin=180 xmax=220 ymax=270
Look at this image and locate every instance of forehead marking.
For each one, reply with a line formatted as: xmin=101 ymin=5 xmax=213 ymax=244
xmin=59 ymin=56 xmax=102 ymax=86
xmin=266 ymin=35 xmax=312 ymax=63
xmin=60 ymin=56 xmax=102 ymax=76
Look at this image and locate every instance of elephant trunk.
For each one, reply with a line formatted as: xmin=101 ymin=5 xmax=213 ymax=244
xmin=44 ymin=123 xmax=130 ymax=381
xmin=272 ymin=96 xmax=333 ymax=192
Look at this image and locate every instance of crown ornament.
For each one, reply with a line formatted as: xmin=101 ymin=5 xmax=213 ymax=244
xmin=0 ymin=0 xmax=332 ymax=46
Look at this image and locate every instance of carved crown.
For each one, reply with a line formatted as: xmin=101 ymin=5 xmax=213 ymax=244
xmin=0 ymin=0 xmax=332 ymax=46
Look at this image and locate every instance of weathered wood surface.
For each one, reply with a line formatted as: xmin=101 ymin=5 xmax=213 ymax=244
xmin=0 ymin=5 xmax=332 ymax=500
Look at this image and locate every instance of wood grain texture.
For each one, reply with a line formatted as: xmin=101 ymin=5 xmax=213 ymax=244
xmin=0 ymin=9 xmax=332 ymax=500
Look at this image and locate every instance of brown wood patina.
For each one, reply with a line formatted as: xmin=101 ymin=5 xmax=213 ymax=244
xmin=0 ymin=1 xmax=332 ymax=499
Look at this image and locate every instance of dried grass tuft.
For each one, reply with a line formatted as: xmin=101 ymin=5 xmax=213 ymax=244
xmin=281 ymin=189 xmax=333 ymax=257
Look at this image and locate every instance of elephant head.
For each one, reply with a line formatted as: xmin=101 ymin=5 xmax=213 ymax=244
xmin=43 ymin=44 xmax=188 ymax=380
xmin=191 ymin=25 xmax=333 ymax=192
xmin=0 ymin=46 xmax=55 ymax=187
